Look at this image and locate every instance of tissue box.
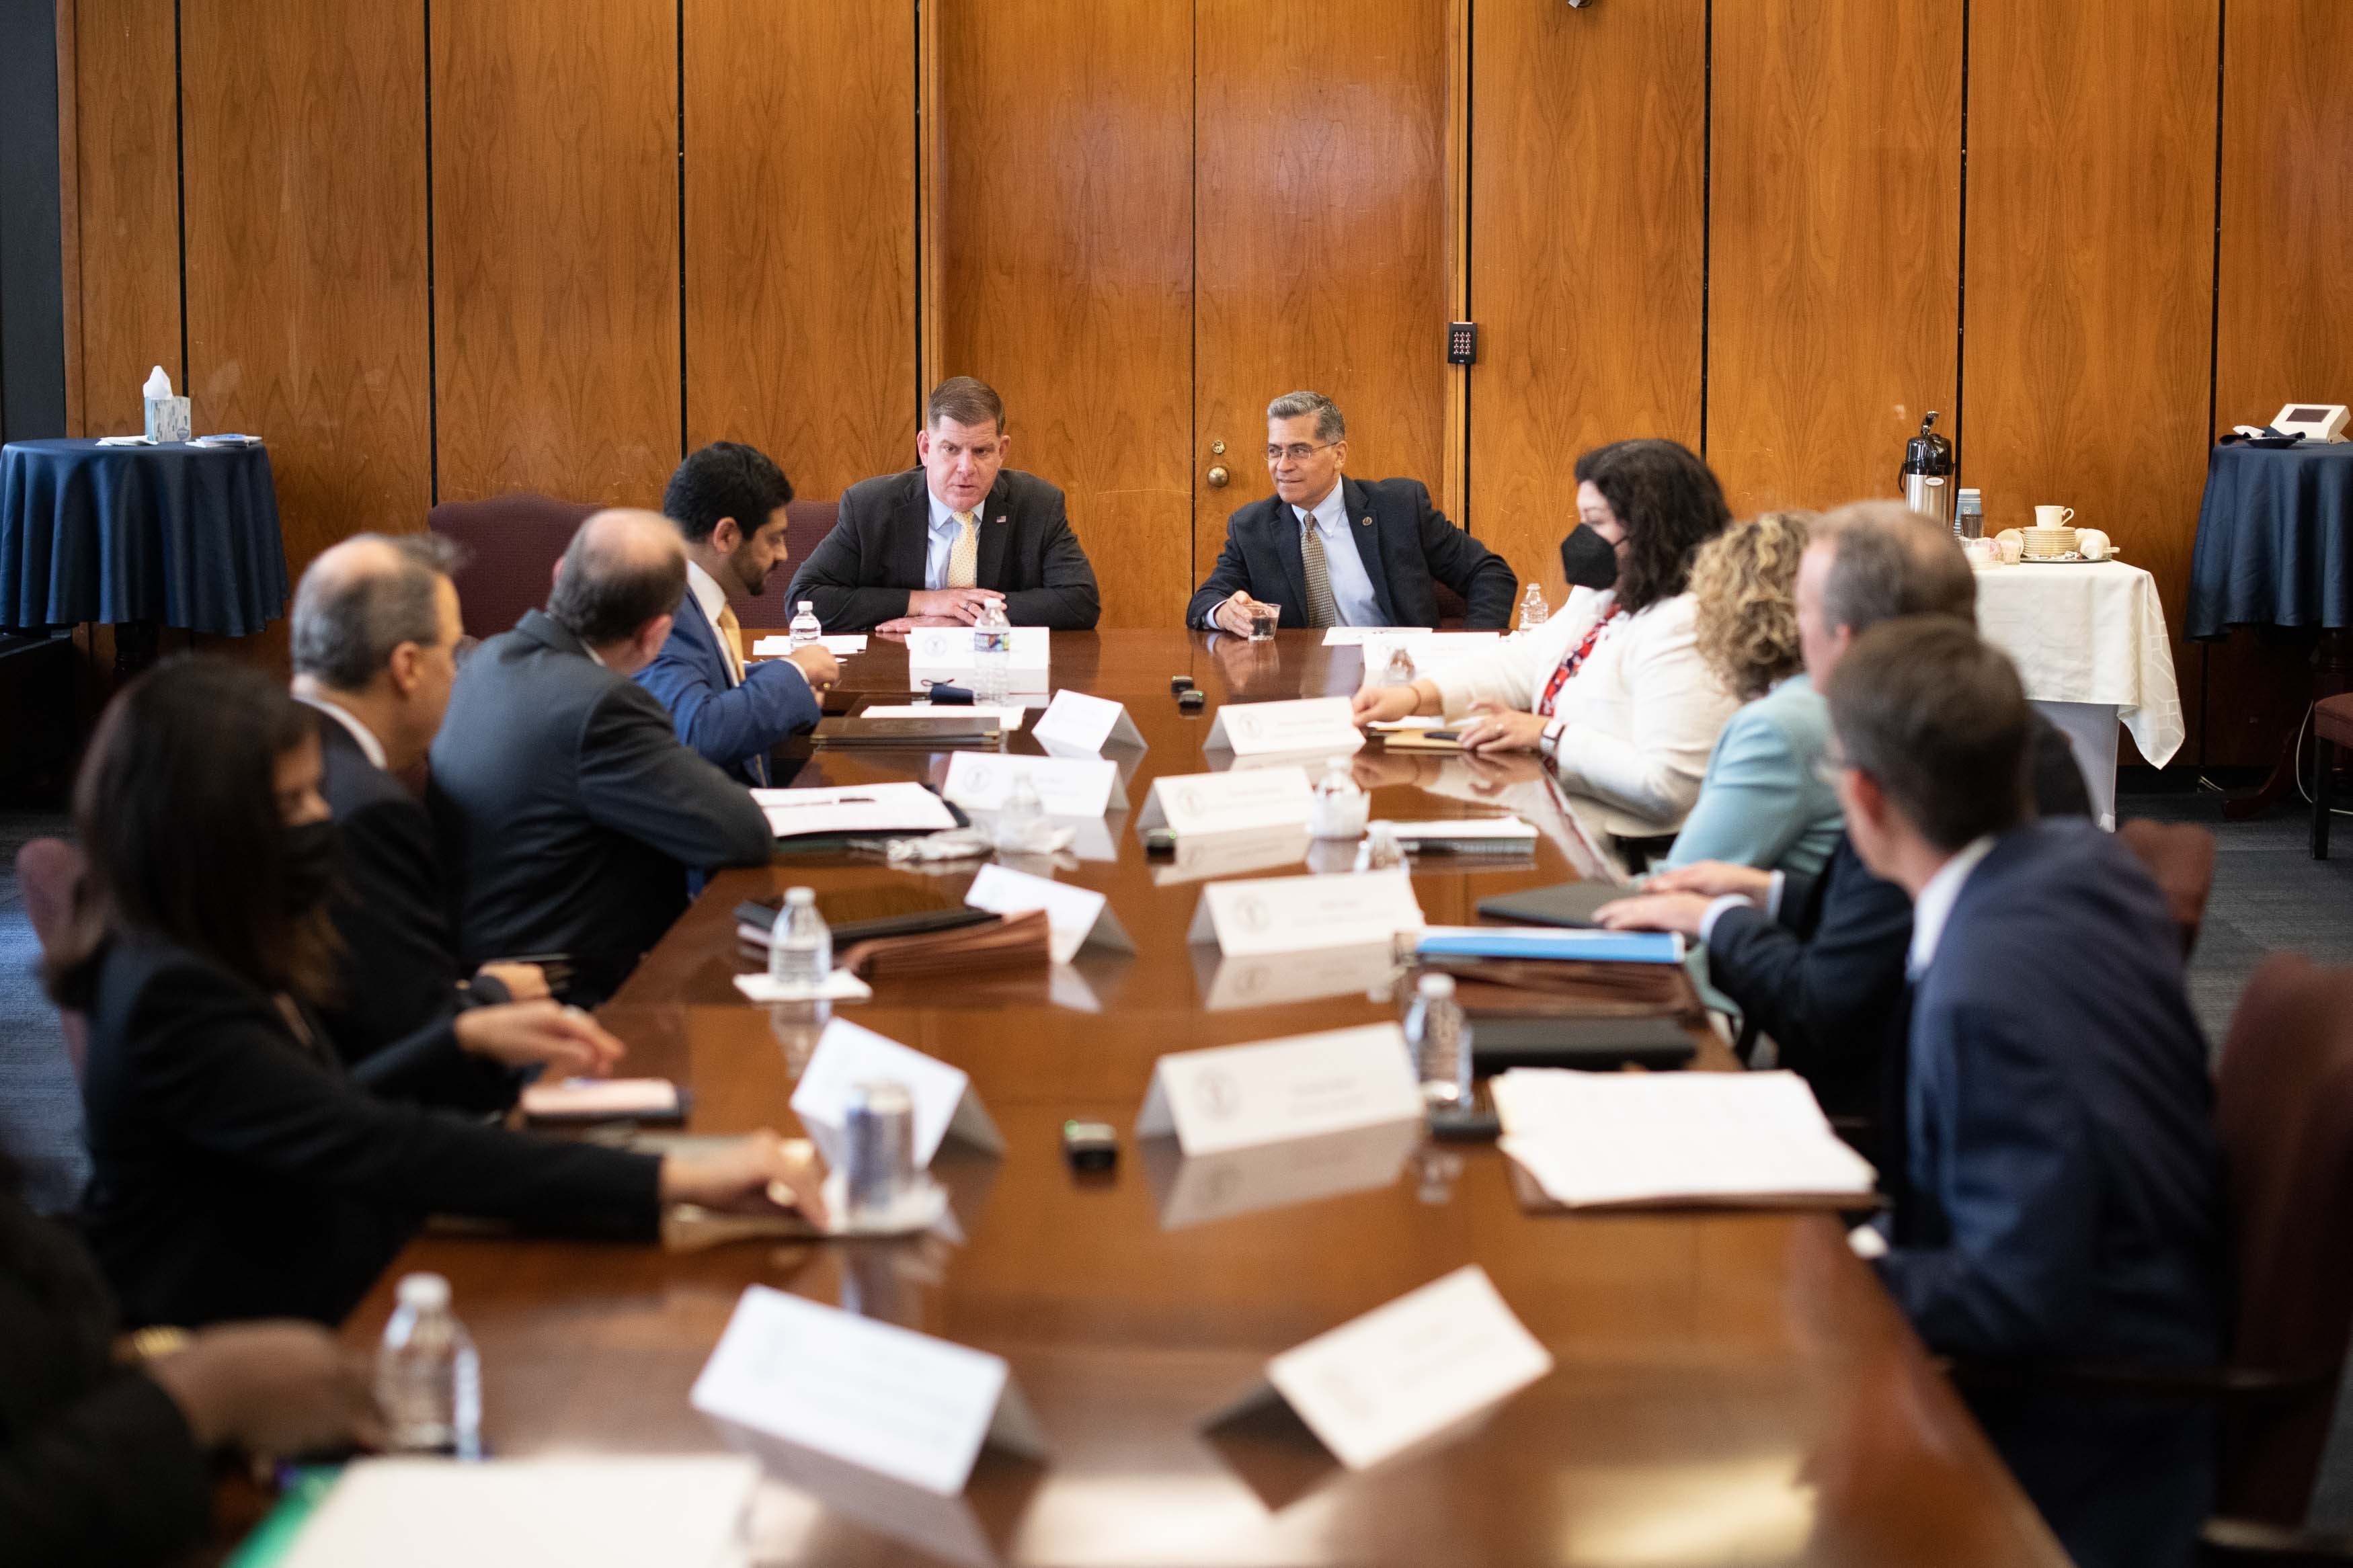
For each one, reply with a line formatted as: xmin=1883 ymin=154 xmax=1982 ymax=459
xmin=144 ymin=396 xmax=191 ymax=444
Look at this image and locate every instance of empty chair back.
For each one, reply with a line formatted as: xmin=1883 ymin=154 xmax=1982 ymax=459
xmin=2212 ymin=952 xmax=2353 ymax=1522
xmin=2116 ymin=819 xmax=2218 ymax=958
xmin=13 ymin=837 xmax=90 ymax=1079
xmin=426 ymin=494 xmax=597 ymax=641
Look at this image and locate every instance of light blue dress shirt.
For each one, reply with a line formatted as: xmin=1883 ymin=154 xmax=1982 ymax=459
xmin=1659 ymin=671 xmax=1845 ymax=877
xmin=1295 ymin=482 xmax=1380 ymax=627
xmin=924 ymin=489 xmax=985 ymax=591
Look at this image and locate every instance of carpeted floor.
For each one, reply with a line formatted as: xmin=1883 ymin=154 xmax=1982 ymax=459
xmin=3 ymin=788 xmax=2350 ymax=1526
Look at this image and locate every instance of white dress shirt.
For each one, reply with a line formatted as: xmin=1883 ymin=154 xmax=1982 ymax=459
xmin=1905 ymin=834 xmax=1999 ymax=979
xmin=1292 ymin=480 xmax=1380 ymax=628
xmin=684 ymin=560 xmax=738 ymax=686
xmin=294 ymin=693 xmax=387 ymax=770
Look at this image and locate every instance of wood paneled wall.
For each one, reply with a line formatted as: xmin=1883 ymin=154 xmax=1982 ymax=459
xmin=56 ymin=1 xmax=2353 ymax=762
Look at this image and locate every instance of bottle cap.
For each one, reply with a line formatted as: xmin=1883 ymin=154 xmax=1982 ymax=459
xmin=785 ymin=886 xmax=816 ymax=907
xmin=799 ymin=601 xmax=813 ymax=612
xmin=1417 ymin=973 xmax=1456 ymax=999
xmin=396 ymin=1272 xmax=451 ymax=1311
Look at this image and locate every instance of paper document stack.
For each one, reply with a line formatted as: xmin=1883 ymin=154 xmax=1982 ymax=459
xmin=1492 ymin=1068 xmax=1877 ymax=1210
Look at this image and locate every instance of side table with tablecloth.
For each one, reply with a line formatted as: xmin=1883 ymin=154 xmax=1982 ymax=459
xmin=1975 ymin=560 xmax=2186 ymax=828
xmin=0 ymin=440 xmax=289 ymax=666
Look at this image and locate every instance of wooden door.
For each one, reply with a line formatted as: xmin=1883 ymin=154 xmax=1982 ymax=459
xmin=1192 ymin=0 xmax=1455 ymax=585
xmin=931 ymin=0 xmax=1455 ymax=628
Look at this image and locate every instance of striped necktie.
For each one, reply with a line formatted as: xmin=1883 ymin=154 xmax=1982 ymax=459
xmin=1300 ymin=509 xmax=1341 ymax=630
xmin=946 ymin=512 xmax=980 ymax=589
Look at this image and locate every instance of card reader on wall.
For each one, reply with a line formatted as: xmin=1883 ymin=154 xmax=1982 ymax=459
xmin=2271 ymin=403 xmax=2350 ymax=444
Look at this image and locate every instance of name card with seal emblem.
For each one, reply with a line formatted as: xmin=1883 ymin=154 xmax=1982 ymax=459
xmin=1133 ymin=1023 xmax=1423 ymax=1157
xmin=906 ymin=625 xmax=1051 ymax=671
xmin=1187 ymin=868 xmax=1423 ymax=956
xmin=1200 ymin=696 xmax=1363 ymax=759
xmin=1135 ymin=766 xmax=1313 ymax=835
xmin=941 ymin=751 xmax=1126 ymax=817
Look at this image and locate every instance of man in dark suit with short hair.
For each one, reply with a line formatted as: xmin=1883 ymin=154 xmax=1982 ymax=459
xmin=783 ymin=376 xmax=1101 ymax=632
xmin=1187 ymin=390 xmax=1517 ymax=632
xmin=288 ymin=534 xmax=623 ymax=1104
xmin=637 ymin=441 xmax=834 ymax=786
xmin=1827 ymin=616 xmax=2223 ymax=1568
xmin=430 ymin=510 xmax=774 ymax=1004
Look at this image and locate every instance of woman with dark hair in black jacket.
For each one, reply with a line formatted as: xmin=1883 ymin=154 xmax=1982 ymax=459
xmin=54 ymin=656 xmax=824 ymax=1329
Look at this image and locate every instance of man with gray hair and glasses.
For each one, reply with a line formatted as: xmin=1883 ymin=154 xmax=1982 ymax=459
xmin=1187 ymin=390 xmax=1517 ymax=634
xmin=290 ymin=534 xmax=627 ymax=1110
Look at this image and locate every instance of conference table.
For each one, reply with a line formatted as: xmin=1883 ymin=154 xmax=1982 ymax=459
xmin=342 ymin=630 xmax=2063 ymax=1567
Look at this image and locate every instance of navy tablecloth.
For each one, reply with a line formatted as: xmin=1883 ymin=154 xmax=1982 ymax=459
xmin=0 ymin=438 xmax=288 ymax=634
xmin=2187 ymin=442 xmax=2353 ymax=640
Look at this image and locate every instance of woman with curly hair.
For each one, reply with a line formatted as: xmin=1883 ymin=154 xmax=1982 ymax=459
xmin=1654 ymin=510 xmax=1844 ymax=875
xmin=1351 ymin=438 xmax=1738 ymax=825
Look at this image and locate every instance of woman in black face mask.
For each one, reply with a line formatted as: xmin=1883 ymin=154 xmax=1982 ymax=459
xmin=1350 ymin=439 xmax=1739 ymax=827
xmin=50 ymin=657 xmax=828 ymax=1329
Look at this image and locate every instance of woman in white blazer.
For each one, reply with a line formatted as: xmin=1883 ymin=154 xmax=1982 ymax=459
xmin=1351 ymin=440 xmax=1737 ymax=827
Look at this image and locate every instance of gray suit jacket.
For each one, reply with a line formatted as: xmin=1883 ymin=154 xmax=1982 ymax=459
xmin=428 ymin=609 xmax=772 ymax=1001
xmin=782 ymin=467 xmax=1101 ymax=632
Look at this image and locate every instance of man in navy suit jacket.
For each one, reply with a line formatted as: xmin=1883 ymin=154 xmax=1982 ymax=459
xmin=1826 ymin=616 xmax=2225 ymax=1568
xmin=1188 ymin=390 xmax=1517 ymax=632
xmin=637 ymin=443 xmax=835 ymax=786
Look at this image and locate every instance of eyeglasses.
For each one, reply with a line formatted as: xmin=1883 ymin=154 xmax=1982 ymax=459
xmin=1265 ymin=442 xmax=1337 ymax=464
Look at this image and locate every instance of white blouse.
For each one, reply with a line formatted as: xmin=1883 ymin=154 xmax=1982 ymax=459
xmin=1428 ymin=587 xmax=1737 ymax=825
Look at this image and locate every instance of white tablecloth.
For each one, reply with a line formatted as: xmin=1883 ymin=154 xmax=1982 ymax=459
xmin=1973 ymin=561 xmax=2185 ymax=767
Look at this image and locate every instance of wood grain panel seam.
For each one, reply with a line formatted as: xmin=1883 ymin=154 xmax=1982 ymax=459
xmin=423 ymin=0 xmax=436 ymax=504
xmin=674 ymin=0 xmax=686 ymax=466
xmin=1955 ymin=0 xmax=1972 ymax=483
xmin=1698 ymin=0 xmax=1712 ymax=456
xmin=170 ymin=0 xmax=186 ymax=390
xmin=54 ymin=0 xmax=79 ymax=435
xmin=2200 ymin=0 xmax=2225 ymax=768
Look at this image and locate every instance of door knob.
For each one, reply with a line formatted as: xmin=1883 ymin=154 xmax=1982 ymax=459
xmin=1207 ymin=465 xmax=1230 ymax=487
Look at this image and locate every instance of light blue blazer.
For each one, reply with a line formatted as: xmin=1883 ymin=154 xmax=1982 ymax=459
xmin=1658 ymin=672 xmax=1843 ymax=877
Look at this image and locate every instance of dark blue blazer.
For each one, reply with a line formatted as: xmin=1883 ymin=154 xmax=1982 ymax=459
xmin=1879 ymin=818 xmax=2225 ymax=1568
xmin=1186 ymin=477 xmax=1518 ymax=631
xmin=635 ymin=587 xmax=819 ymax=787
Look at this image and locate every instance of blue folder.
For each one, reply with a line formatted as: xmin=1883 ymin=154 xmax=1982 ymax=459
xmin=1414 ymin=926 xmax=1685 ymax=965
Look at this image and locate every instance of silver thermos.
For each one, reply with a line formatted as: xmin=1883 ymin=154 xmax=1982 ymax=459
xmin=1900 ymin=411 xmax=1954 ymax=530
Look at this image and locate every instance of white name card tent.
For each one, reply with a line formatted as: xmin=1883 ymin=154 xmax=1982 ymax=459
xmin=1135 ymin=766 xmax=1314 ymax=836
xmin=906 ymin=625 xmax=1052 ymax=671
xmin=941 ymin=751 xmax=1127 ymax=817
xmin=1148 ymin=823 xmax=1312 ymax=886
xmin=1208 ymin=1266 xmax=1554 ymax=1472
xmin=1187 ymin=867 xmax=1425 ymax=956
xmin=789 ymin=1019 xmax=1004 ymax=1171
xmin=692 ymin=1285 xmax=1048 ymax=1497
xmin=1134 ymin=1023 xmax=1425 ymax=1157
xmin=1031 ymin=688 xmax=1148 ymax=753
xmin=752 ymin=633 xmax=869 ymax=656
xmin=1200 ymin=696 xmax=1363 ymax=759
xmin=963 ymin=862 xmax=1135 ymax=965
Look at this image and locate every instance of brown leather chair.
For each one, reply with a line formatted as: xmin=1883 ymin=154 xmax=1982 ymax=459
xmin=733 ymin=499 xmax=838 ymax=629
xmin=13 ymin=838 xmax=89 ymax=1081
xmin=2311 ymin=693 xmax=2353 ymax=859
xmin=2117 ymin=819 xmax=2219 ymax=959
xmin=426 ymin=493 xmax=597 ymax=642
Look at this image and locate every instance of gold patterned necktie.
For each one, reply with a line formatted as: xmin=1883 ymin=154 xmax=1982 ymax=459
xmin=1300 ymin=509 xmax=1341 ymax=630
xmin=946 ymin=511 xmax=980 ymax=589
xmin=714 ymin=602 xmax=746 ymax=684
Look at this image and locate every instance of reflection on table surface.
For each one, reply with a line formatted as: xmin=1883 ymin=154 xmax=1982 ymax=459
xmin=342 ymin=630 xmax=2062 ymax=1567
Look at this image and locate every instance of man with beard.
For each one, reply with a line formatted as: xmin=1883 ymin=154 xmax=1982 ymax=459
xmin=637 ymin=442 xmax=838 ymax=785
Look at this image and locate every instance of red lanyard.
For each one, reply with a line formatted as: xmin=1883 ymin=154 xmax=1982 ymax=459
xmin=1537 ymin=610 xmax=1626 ymax=718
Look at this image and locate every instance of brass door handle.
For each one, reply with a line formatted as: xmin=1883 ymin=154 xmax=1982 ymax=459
xmin=1207 ymin=465 xmax=1230 ymax=487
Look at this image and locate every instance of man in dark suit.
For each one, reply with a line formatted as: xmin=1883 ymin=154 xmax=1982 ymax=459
xmin=431 ymin=510 xmax=774 ymax=1003
xmin=637 ymin=442 xmax=836 ymax=786
xmin=783 ymin=376 xmax=1100 ymax=632
xmin=1187 ymin=390 xmax=1517 ymax=633
xmin=1597 ymin=502 xmax=2090 ymax=1134
xmin=289 ymin=534 xmax=623 ymax=1104
xmin=1828 ymin=616 xmax=2224 ymax=1568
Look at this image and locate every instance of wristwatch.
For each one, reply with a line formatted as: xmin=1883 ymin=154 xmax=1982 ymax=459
xmin=1539 ymin=718 xmax=1568 ymax=762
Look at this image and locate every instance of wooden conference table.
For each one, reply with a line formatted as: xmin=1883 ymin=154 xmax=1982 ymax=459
xmin=343 ymin=630 xmax=2064 ymax=1567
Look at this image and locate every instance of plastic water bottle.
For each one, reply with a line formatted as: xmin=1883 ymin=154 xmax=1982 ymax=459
xmin=768 ymin=886 xmax=832 ymax=993
xmin=1402 ymin=973 xmax=1474 ymax=1113
xmin=1355 ymin=820 xmax=1405 ymax=873
xmin=1378 ymin=641 xmax=1418 ymax=688
xmin=1308 ymin=754 xmax=1369 ymax=840
xmin=994 ymin=772 xmax=1045 ymax=852
xmin=788 ymin=600 xmax=822 ymax=649
xmin=377 ymin=1272 xmax=481 ymax=1458
xmin=972 ymin=601 xmax=1012 ymax=705
xmin=1516 ymin=583 xmax=1550 ymax=634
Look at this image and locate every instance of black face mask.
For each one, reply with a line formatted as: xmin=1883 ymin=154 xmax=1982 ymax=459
xmin=280 ymin=819 xmax=341 ymax=915
xmin=1560 ymin=524 xmax=1620 ymax=591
